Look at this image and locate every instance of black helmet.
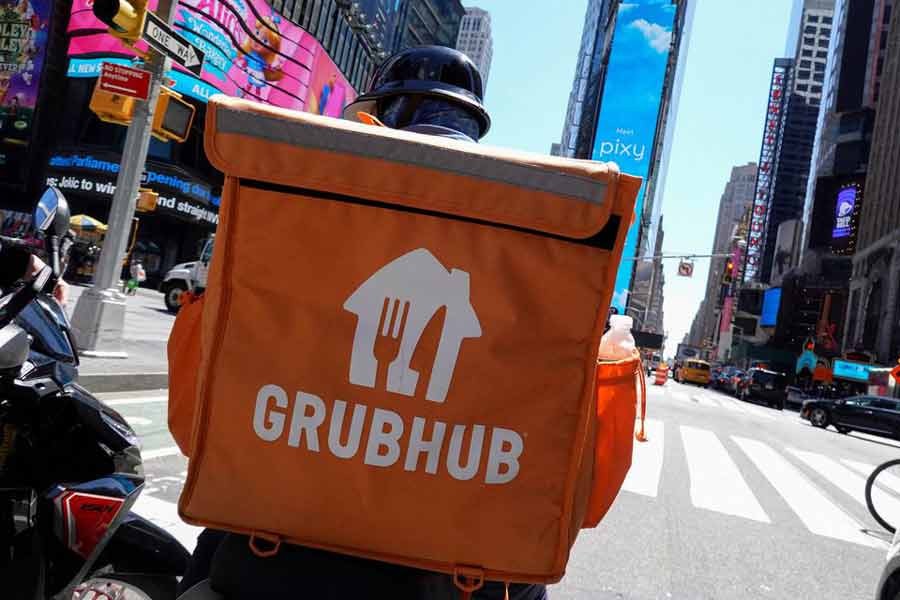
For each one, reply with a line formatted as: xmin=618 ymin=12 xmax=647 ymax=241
xmin=343 ymin=45 xmax=490 ymax=138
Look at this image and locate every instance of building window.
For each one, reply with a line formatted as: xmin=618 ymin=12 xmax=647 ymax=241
xmin=800 ymin=59 xmax=811 ymax=68
xmin=808 ymin=14 xmax=819 ymax=22
xmin=811 ymin=85 xmax=822 ymax=94
xmin=797 ymin=83 xmax=809 ymax=91
xmin=816 ymin=50 xmax=827 ymax=58
xmin=798 ymin=69 xmax=811 ymax=79
xmin=823 ymin=15 xmax=832 ymax=24
xmin=804 ymin=36 xmax=815 ymax=45
xmin=814 ymin=61 xmax=825 ymax=71
xmin=820 ymin=28 xmax=831 ymax=37
xmin=813 ymin=72 xmax=824 ymax=82
xmin=818 ymin=37 xmax=829 ymax=47
xmin=804 ymin=25 xmax=816 ymax=33
xmin=802 ymin=49 xmax=813 ymax=57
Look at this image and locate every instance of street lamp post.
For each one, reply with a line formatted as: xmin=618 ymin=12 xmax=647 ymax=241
xmin=69 ymin=0 xmax=177 ymax=357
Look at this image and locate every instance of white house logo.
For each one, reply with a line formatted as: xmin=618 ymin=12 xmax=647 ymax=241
xmin=251 ymin=248 xmax=524 ymax=485
xmin=344 ymin=248 xmax=481 ymax=403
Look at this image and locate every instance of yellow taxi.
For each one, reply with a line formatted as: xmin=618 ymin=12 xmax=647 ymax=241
xmin=677 ymin=359 xmax=712 ymax=386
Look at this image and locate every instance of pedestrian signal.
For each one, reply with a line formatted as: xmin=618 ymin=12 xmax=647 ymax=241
xmin=136 ymin=188 xmax=158 ymax=212
xmin=152 ymin=88 xmax=195 ymax=143
xmin=92 ymin=0 xmax=149 ymax=44
xmin=89 ymin=85 xmax=136 ymax=126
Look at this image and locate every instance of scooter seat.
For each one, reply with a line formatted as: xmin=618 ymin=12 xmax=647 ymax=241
xmin=177 ymin=579 xmax=224 ymax=600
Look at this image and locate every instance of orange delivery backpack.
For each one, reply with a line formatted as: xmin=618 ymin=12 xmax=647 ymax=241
xmin=168 ymin=95 xmax=644 ymax=589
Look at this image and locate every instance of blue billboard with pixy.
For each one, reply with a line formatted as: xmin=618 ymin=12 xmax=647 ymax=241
xmin=592 ymin=0 xmax=675 ymax=316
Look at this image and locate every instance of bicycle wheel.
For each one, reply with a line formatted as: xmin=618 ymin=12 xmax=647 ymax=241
xmin=866 ymin=458 xmax=900 ymax=534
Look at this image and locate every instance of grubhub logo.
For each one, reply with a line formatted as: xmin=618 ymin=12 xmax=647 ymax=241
xmin=344 ymin=248 xmax=481 ymax=403
xmin=253 ymin=249 xmax=524 ymax=484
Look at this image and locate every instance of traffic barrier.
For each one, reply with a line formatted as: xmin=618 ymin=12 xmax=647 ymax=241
xmin=654 ymin=364 xmax=668 ymax=386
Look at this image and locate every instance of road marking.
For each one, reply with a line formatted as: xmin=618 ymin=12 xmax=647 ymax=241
xmin=680 ymin=426 xmax=769 ymax=522
xmin=788 ymin=448 xmax=900 ymax=529
xmin=122 ymin=416 xmax=153 ymax=426
xmin=132 ymin=493 xmax=201 ymax=552
xmin=621 ymin=419 xmax=664 ymax=497
xmin=733 ymin=437 xmax=880 ymax=548
xmin=142 ymin=446 xmax=183 ymax=460
xmin=691 ymin=394 xmax=720 ymax=408
xmin=105 ymin=395 xmax=168 ymax=407
xmin=842 ymin=459 xmax=900 ymax=496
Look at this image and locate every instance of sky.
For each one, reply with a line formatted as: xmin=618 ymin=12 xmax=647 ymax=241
xmin=467 ymin=0 xmax=796 ymax=352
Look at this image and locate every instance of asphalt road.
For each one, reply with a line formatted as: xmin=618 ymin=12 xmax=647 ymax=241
xmin=107 ymin=380 xmax=900 ymax=600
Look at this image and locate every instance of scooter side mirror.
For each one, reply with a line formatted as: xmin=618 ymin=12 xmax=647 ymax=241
xmin=32 ymin=187 xmax=70 ymax=280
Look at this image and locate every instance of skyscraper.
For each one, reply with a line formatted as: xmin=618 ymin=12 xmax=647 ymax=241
xmin=845 ymin=4 xmax=900 ymax=361
xmin=456 ymin=7 xmax=494 ymax=89
xmin=745 ymin=0 xmax=835 ymax=284
xmin=390 ymin=0 xmax=466 ymax=52
xmin=558 ymin=0 xmax=618 ymax=159
xmin=690 ymin=163 xmax=758 ymax=348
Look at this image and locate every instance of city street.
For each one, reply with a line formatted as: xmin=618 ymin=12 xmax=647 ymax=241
xmin=116 ymin=379 xmax=899 ymax=599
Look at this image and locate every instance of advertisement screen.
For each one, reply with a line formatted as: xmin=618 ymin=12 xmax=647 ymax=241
xmin=832 ymin=186 xmax=855 ymax=238
xmin=832 ymin=359 xmax=871 ymax=383
xmin=66 ymin=0 xmax=356 ymax=113
xmin=0 ymin=0 xmax=51 ymax=184
xmin=591 ymin=1 xmax=675 ymax=313
xmin=760 ymin=287 xmax=781 ymax=327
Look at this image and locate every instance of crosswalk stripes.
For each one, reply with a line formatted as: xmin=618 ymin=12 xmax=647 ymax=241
xmin=621 ymin=419 xmax=664 ymax=497
xmin=732 ymin=437 xmax=881 ymax=548
xmin=842 ymin=458 xmax=900 ymax=495
xmin=620 ymin=419 xmax=890 ymax=548
xmin=681 ymin=426 xmax=769 ymax=522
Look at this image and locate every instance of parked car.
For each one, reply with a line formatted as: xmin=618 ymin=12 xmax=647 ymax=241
xmin=712 ymin=366 xmax=736 ymax=391
xmin=739 ymin=368 xmax=789 ymax=409
xmin=801 ymin=395 xmax=900 ymax=439
xmin=785 ymin=386 xmax=812 ymax=410
xmin=727 ymin=369 xmax=747 ymax=396
xmin=160 ymin=235 xmax=215 ymax=313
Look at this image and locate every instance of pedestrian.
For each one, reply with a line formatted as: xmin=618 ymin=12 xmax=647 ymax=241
xmin=177 ymin=46 xmax=546 ymax=600
xmin=126 ymin=259 xmax=145 ymax=295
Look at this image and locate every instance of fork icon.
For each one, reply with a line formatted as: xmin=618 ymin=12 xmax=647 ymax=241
xmin=374 ymin=297 xmax=411 ymax=393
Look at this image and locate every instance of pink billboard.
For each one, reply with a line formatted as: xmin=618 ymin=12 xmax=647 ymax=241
xmin=66 ymin=0 xmax=355 ymax=114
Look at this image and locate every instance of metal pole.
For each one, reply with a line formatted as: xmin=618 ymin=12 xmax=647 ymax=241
xmin=70 ymin=0 xmax=175 ymax=357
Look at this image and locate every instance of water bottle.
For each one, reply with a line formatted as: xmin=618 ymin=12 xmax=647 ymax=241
xmin=598 ymin=315 xmax=636 ymax=361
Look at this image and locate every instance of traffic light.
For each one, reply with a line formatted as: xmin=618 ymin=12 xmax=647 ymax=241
xmin=136 ymin=188 xmax=159 ymax=212
xmin=723 ymin=259 xmax=735 ymax=284
xmin=92 ymin=0 xmax=148 ymax=44
xmin=89 ymin=85 xmax=136 ymax=126
xmin=152 ymin=88 xmax=195 ymax=142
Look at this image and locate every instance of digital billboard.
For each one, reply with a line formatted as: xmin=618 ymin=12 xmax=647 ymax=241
xmin=830 ymin=179 xmax=863 ymax=255
xmin=744 ymin=60 xmax=790 ymax=283
xmin=832 ymin=359 xmax=871 ymax=383
xmin=760 ymin=287 xmax=781 ymax=327
xmin=591 ymin=0 xmax=675 ymax=313
xmin=0 ymin=0 xmax=51 ymax=184
xmin=66 ymin=0 xmax=355 ymax=113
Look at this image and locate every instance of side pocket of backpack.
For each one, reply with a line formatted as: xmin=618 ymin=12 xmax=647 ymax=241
xmin=167 ymin=293 xmax=205 ymax=457
xmin=581 ymin=355 xmax=640 ymax=528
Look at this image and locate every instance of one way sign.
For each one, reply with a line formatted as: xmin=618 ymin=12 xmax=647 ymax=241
xmin=142 ymin=12 xmax=205 ymax=76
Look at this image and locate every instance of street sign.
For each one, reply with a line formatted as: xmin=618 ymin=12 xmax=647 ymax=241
xmin=677 ymin=259 xmax=694 ymax=277
xmin=98 ymin=62 xmax=152 ymax=101
xmin=142 ymin=12 xmax=205 ymax=76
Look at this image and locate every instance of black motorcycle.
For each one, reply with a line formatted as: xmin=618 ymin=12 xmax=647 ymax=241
xmin=0 ymin=188 xmax=189 ymax=599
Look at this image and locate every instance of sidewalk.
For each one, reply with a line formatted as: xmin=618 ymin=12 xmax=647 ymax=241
xmin=67 ymin=284 xmax=174 ymax=392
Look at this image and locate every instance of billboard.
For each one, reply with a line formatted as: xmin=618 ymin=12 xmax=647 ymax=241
xmin=832 ymin=359 xmax=872 ymax=383
xmin=760 ymin=287 xmax=781 ymax=327
xmin=744 ymin=60 xmax=790 ymax=283
xmin=830 ymin=179 xmax=863 ymax=255
xmin=591 ymin=0 xmax=675 ymax=313
xmin=66 ymin=0 xmax=355 ymax=113
xmin=0 ymin=0 xmax=51 ymax=184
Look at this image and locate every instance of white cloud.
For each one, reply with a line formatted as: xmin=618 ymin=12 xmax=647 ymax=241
xmin=619 ymin=3 xmax=638 ymax=13
xmin=629 ymin=18 xmax=673 ymax=53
